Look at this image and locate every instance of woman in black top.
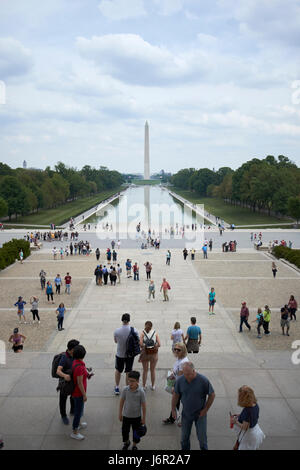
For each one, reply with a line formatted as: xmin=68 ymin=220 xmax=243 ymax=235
xmin=231 ymin=386 xmax=265 ymax=450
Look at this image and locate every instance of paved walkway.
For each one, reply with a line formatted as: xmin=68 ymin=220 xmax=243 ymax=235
xmin=1 ymin=249 xmax=300 ymax=450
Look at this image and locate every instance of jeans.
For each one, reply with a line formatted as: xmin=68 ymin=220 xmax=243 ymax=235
xmin=134 ymin=272 xmax=139 ymax=280
xmin=72 ymin=396 xmax=84 ymax=431
xmin=65 ymin=284 xmax=71 ymax=294
xmin=181 ymin=414 xmax=208 ymax=450
xmin=59 ymin=392 xmax=74 ymax=418
xmin=240 ymin=317 xmax=251 ymax=332
xmin=58 ymin=317 xmax=64 ymax=330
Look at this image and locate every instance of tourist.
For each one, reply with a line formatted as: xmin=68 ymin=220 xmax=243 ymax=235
xmin=54 ymin=274 xmax=62 ymax=295
xmin=102 ymin=265 xmax=108 ymax=285
xmin=183 ymin=248 xmax=188 ymax=260
xmin=64 ymin=272 xmax=72 ymax=294
xmin=263 ymin=305 xmax=271 ymax=335
xmin=184 ymin=318 xmax=202 ymax=353
xmin=239 ymin=302 xmax=251 ymax=333
xmin=144 ymin=262 xmax=152 ymax=280
xmin=166 ymin=250 xmax=171 ymax=265
xmin=171 ymin=322 xmax=185 ymax=351
xmin=288 ymin=295 xmax=298 ymax=321
xmin=209 ymin=239 xmax=213 ymax=251
xmin=119 ymin=370 xmax=146 ymax=451
xmin=60 ymin=247 xmax=64 ymax=259
xmin=110 ymin=266 xmax=117 ymax=286
xmin=19 ymin=250 xmax=24 ymax=264
xmin=147 ymin=280 xmax=155 ymax=302
xmin=133 ymin=263 xmax=140 ymax=281
xmin=94 ymin=265 xmax=102 ymax=286
xmin=272 ymin=262 xmax=278 ymax=278
xmin=160 ymin=278 xmax=171 ymax=301
xmin=56 ymin=303 xmax=66 ymax=331
xmin=172 ymin=362 xmax=215 ymax=450
xmin=113 ymin=313 xmax=139 ymax=395
xmin=106 ymin=248 xmax=112 ymax=262
xmin=208 ymin=287 xmax=216 ymax=315
xmin=9 ymin=328 xmax=26 ymax=353
xmin=202 ymin=244 xmax=208 ymax=259
xmin=14 ymin=296 xmax=27 ymax=324
xmin=117 ymin=264 xmax=122 ymax=283
xmin=112 ymin=250 xmax=117 ymax=264
xmin=126 ymin=259 xmax=132 ymax=278
xmin=252 ymin=308 xmax=264 ymax=339
xmin=190 ymin=248 xmax=196 ymax=260
xmin=280 ymin=306 xmax=290 ymax=336
xmin=163 ymin=343 xmax=189 ymax=425
xmin=46 ymin=281 xmax=54 ymax=304
xmin=70 ymin=345 xmax=89 ymax=441
xmin=95 ymin=248 xmax=100 ymax=261
xmin=139 ymin=321 xmax=161 ymax=390
xmin=231 ymin=385 xmax=265 ymax=450
xmin=30 ymin=296 xmax=40 ymax=324
xmin=56 ymin=339 xmax=80 ymax=425
xmin=52 ymin=247 xmax=57 ymax=260
xmin=39 ymin=269 xmax=46 ymax=290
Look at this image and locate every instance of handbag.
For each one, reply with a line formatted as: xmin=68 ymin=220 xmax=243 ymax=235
xmin=165 ymin=371 xmax=175 ymax=394
xmin=233 ymin=428 xmax=247 ymax=450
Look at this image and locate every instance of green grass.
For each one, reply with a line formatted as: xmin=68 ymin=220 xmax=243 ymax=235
xmin=9 ymin=188 xmax=123 ymax=227
xmin=131 ymin=179 xmax=161 ymax=185
xmin=172 ymin=189 xmax=292 ymax=226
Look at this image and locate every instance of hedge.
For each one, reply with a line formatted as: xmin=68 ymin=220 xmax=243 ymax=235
xmin=0 ymin=239 xmax=30 ymax=270
xmin=272 ymin=246 xmax=300 ymax=270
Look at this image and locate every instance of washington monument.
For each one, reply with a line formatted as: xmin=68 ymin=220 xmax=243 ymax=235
xmin=144 ymin=121 xmax=150 ymax=180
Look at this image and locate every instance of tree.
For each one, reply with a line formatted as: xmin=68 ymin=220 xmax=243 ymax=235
xmin=288 ymin=197 xmax=300 ymax=224
xmin=0 ymin=197 xmax=8 ymax=218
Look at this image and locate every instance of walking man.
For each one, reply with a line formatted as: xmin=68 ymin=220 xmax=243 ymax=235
xmin=239 ymin=301 xmax=251 ymax=333
xmin=172 ymin=362 xmax=215 ymax=450
xmin=166 ymin=250 xmax=171 ymax=265
xmin=64 ymin=272 xmax=72 ymax=294
xmin=160 ymin=278 xmax=171 ymax=301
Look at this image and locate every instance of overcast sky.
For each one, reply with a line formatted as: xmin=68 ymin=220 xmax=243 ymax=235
xmin=1 ymin=0 xmax=300 ymax=174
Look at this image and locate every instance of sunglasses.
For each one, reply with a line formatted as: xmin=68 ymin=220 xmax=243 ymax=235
xmin=174 ymin=348 xmax=181 ymax=352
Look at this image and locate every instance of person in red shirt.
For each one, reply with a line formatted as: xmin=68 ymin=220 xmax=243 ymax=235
xmin=65 ymin=272 xmax=72 ymax=295
xmin=71 ymin=345 xmax=88 ymax=440
xmin=160 ymin=278 xmax=171 ymax=302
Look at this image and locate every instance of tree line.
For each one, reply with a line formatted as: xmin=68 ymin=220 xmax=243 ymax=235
xmin=171 ymin=155 xmax=300 ymax=221
xmin=0 ymin=162 xmax=124 ymax=220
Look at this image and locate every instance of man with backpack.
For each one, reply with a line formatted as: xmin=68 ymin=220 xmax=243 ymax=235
xmin=53 ymin=339 xmax=80 ymax=425
xmin=113 ymin=313 xmax=140 ymax=396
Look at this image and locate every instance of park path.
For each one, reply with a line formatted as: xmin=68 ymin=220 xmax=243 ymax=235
xmin=45 ymin=248 xmax=251 ymax=355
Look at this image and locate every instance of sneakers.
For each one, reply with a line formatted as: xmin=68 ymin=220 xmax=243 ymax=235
xmin=70 ymin=432 xmax=85 ymax=440
xmin=62 ymin=416 xmax=70 ymax=425
xmin=122 ymin=440 xmax=131 ymax=450
xmin=150 ymin=385 xmax=155 ymax=391
xmin=132 ymin=445 xmax=138 ymax=451
xmin=114 ymin=386 xmax=120 ymax=395
xmin=78 ymin=422 xmax=87 ymax=430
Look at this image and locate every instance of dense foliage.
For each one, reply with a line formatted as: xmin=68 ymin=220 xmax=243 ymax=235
xmin=0 ymin=162 xmax=124 ymax=220
xmin=0 ymin=239 xmax=30 ymax=270
xmin=272 ymin=246 xmax=300 ymax=270
xmin=171 ymin=156 xmax=300 ymax=219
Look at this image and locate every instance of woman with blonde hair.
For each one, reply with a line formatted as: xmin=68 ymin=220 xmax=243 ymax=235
xmin=231 ymin=385 xmax=265 ymax=450
xmin=163 ymin=342 xmax=189 ymax=425
xmin=139 ymin=321 xmax=161 ymax=391
xmin=171 ymin=322 xmax=184 ymax=351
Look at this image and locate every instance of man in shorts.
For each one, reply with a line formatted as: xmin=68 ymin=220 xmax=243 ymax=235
xmin=113 ymin=313 xmax=139 ymax=396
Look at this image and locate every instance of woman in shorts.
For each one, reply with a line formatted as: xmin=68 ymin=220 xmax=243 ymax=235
xmin=9 ymin=328 xmax=26 ymax=353
xmin=139 ymin=321 xmax=161 ymax=391
xmin=14 ymin=296 xmax=27 ymax=324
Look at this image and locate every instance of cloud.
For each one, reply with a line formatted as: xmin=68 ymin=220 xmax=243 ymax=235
xmin=76 ymin=34 xmax=209 ymax=86
xmin=98 ymin=0 xmax=146 ymax=20
xmin=153 ymin=0 xmax=184 ymax=16
xmin=0 ymin=37 xmax=33 ymax=80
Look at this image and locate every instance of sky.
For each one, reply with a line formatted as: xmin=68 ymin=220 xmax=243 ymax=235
xmin=0 ymin=0 xmax=300 ymax=174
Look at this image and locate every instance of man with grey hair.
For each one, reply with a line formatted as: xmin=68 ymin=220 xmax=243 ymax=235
xmin=172 ymin=362 xmax=215 ymax=450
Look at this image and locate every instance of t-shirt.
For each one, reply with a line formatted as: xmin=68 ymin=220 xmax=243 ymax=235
xmin=72 ymin=359 xmax=88 ymax=398
xmin=174 ymin=373 xmax=215 ymax=420
xmin=15 ymin=301 xmax=26 ymax=310
xmin=114 ymin=325 xmax=139 ymax=358
xmin=187 ymin=325 xmax=201 ymax=340
xmin=58 ymin=351 xmax=73 ymax=372
xmin=56 ymin=307 xmax=65 ymax=318
xmin=31 ymin=300 xmax=38 ymax=310
xmin=209 ymin=292 xmax=216 ymax=302
xmin=238 ymin=404 xmax=259 ymax=428
xmin=121 ymin=385 xmax=146 ymax=418
xmin=55 ymin=277 xmax=62 ymax=285
xmin=173 ymin=356 xmax=189 ymax=377
xmin=171 ymin=329 xmax=183 ymax=344
xmin=65 ymin=276 xmax=72 ymax=284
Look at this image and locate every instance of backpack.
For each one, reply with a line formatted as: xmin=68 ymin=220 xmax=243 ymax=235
xmin=51 ymin=352 xmax=65 ymax=378
xmin=144 ymin=330 xmax=156 ymax=350
xmin=125 ymin=327 xmax=141 ymax=358
xmin=57 ymin=363 xmax=82 ymax=396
